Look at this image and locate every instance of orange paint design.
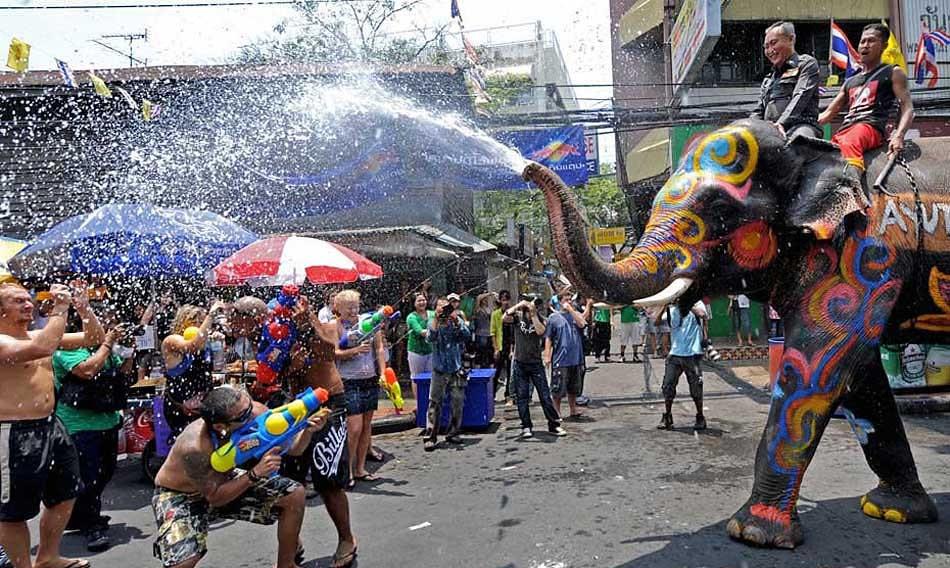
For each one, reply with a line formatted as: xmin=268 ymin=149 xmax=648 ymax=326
xmin=729 ymin=221 xmax=778 ymax=269
xmin=749 ymin=503 xmax=792 ymax=527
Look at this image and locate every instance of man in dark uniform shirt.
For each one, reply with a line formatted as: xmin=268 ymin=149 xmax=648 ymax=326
xmin=751 ymin=21 xmax=822 ymax=139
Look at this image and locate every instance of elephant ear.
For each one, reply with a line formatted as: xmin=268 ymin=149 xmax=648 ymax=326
xmin=784 ymin=135 xmax=866 ymax=240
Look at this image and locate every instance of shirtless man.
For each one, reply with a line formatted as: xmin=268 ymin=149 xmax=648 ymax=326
xmin=280 ymin=295 xmax=358 ymax=568
xmin=152 ymin=386 xmax=327 ymax=568
xmin=0 ymin=281 xmax=105 ymax=568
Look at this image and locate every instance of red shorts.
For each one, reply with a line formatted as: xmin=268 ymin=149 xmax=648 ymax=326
xmin=831 ymin=123 xmax=884 ymax=170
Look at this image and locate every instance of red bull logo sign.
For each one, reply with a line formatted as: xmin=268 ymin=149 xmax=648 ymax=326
xmin=529 ymin=140 xmax=582 ymax=163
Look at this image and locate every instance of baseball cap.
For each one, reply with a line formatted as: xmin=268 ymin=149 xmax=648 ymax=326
xmin=447 ymin=293 xmax=461 ymax=301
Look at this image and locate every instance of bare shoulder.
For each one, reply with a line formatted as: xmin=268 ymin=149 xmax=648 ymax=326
xmin=176 ymin=425 xmax=214 ymax=479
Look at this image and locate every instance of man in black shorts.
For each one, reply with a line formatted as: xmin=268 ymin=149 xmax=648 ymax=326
xmin=0 ymin=281 xmax=105 ymax=568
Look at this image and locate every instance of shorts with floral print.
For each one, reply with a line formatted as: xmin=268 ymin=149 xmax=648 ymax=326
xmin=152 ymin=474 xmax=300 ymax=567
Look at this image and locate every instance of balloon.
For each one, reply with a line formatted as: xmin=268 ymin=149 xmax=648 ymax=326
xmin=183 ymin=326 xmax=200 ymax=341
xmin=268 ymin=322 xmax=289 ymax=340
xmin=256 ymin=364 xmax=278 ymax=385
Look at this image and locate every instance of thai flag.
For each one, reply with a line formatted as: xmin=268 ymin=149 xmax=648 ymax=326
xmin=929 ymin=29 xmax=950 ymax=46
xmin=915 ymin=32 xmax=940 ymax=88
xmin=55 ymin=59 xmax=77 ymax=88
xmin=830 ymin=21 xmax=862 ymax=77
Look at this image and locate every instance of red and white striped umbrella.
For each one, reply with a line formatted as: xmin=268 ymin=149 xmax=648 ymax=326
xmin=209 ymin=235 xmax=383 ymax=286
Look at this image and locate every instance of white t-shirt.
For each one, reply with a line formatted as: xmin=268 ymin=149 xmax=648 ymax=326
xmin=317 ymin=305 xmax=335 ymax=324
xmin=736 ymin=294 xmax=751 ymax=309
xmin=134 ymin=324 xmax=157 ymax=351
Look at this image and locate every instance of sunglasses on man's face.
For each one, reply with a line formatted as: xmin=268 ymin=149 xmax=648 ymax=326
xmin=229 ymin=401 xmax=254 ymax=424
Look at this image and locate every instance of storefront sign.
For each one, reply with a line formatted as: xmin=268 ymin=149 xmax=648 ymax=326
xmin=590 ymin=227 xmax=626 ymax=246
xmin=584 ymin=132 xmax=599 ymax=175
xmin=902 ymin=0 xmax=950 ymax=91
xmin=670 ymin=0 xmax=722 ymax=98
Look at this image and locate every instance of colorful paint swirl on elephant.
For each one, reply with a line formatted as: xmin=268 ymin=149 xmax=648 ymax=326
xmin=766 ymin=230 xmax=901 ymax=513
xmin=629 ymin=126 xmax=774 ymax=277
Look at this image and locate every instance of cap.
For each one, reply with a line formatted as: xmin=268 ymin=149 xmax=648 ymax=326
xmin=447 ymin=293 xmax=461 ymax=301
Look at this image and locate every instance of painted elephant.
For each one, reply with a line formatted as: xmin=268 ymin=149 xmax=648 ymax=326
xmin=523 ymin=118 xmax=947 ymax=548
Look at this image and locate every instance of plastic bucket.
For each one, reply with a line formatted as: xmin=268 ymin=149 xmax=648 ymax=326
xmin=768 ymin=337 xmax=784 ymax=389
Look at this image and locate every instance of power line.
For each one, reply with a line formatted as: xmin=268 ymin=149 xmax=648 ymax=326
xmin=0 ymin=0 xmax=371 ymax=9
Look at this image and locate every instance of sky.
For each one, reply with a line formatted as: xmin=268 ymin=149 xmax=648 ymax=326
xmin=0 ymin=0 xmax=615 ymax=162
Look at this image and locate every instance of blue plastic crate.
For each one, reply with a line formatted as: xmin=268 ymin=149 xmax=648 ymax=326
xmin=413 ymin=368 xmax=495 ymax=429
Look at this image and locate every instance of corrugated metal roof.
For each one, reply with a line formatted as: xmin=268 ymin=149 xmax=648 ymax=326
xmin=304 ymin=224 xmax=496 ymax=255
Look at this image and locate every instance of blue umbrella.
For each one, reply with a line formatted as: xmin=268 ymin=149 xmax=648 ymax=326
xmin=9 ymin=204 xmax=257 ymax=278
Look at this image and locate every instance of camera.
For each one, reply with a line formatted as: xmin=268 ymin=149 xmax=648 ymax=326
xmin=519 ymin=294 xmax=544 ymax=309
xmin=439 ymin=303 xmax=455 ymax=319
xmin=701 ymin=339 xmax=722 ymax=362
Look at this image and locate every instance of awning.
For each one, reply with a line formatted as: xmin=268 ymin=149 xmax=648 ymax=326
xmin=623 ymin=128 xmax=670 ymax=185
xmin=302 ymin=224 xmax=497 ymax=260
xmin=619 ymin=0 xmax=663 ymax=46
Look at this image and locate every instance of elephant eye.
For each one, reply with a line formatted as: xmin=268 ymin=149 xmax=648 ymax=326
xmin=700 ymin=192 xmax=743 ymax=224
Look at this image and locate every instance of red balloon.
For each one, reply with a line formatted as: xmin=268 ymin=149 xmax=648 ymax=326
xmin=256 ymin=364 xmax=278 ymax=385
xmin=268 ymin=322 xmax=289 ymax=340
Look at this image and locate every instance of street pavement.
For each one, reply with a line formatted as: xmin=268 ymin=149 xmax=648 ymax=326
xmin=33 ymin=354 xmax=950 ymax=568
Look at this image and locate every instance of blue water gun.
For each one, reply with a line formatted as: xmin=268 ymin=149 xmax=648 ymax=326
xmin=210 ymin=387 xmax=330 ymax=473
xmin=339 ymin=305 xmax=401 ymax=348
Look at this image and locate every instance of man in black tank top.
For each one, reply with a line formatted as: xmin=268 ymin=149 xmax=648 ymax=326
xmin=818 ymin=23 xmax=914 ymax=203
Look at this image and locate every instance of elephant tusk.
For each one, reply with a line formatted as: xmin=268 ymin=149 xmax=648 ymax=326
xmin=633 ymin=278 xmax=694 ymax=308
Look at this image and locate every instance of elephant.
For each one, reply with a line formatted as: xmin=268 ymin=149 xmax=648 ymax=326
xmin=522 ymin=118 xmax=947 ymax=548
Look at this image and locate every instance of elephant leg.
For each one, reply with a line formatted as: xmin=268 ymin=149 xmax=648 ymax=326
xmin=839 ymin=358 xmax=938 ymax=524
xmin=726 ymin=343 xmax=851 ymax=549
xmin=727 ymin=236 xmax=903 ymax=548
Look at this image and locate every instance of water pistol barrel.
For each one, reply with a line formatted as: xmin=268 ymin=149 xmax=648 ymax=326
xmin=359 ymin=306 xmax=394 ymax=334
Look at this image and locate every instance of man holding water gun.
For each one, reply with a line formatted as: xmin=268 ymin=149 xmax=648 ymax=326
xmin=152 ymin=386 xmax=329 ymax=568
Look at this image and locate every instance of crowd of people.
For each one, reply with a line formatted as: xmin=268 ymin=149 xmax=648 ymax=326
xmin=0 ymin=273 xmax=789 ymax=568
xmin=0 ymin=18 xmax=917 ymax=568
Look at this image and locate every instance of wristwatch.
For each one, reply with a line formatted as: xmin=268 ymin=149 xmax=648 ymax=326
xmin=247 ymin=469 xmax=263 ymax=483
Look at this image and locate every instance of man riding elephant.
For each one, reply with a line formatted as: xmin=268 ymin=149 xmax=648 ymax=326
xmin=819 ymin=23 xmax=915 ymax=207
xmin=523 ymin=116 xmax=945 ymax=549
xmin=752 ymin=21 xmax=822 ymax=140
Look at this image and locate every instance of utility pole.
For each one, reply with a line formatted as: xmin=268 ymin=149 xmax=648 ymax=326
xmin=92 ymin=30 xmax=148 ymax=67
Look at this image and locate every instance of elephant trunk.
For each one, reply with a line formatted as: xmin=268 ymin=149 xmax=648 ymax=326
xmin=522 ymin=161 xmax=684 ymax=305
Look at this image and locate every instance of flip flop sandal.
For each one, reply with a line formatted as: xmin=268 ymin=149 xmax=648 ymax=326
xmin=331 ymin=547 xmax=358 ymax=568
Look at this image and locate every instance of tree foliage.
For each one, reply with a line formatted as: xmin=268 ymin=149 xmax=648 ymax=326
xmin=236 ymin=0 xmax=451 ymax=65
xmin=475 ymin=166 xmax=628 ymax=245
xmin=479 ymin=73 xmax=534 ymax=114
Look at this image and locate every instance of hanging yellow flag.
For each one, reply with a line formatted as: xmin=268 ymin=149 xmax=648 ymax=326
xmin=6 ymin=38 xmax=30 ymax=73
xmin=87 ymin=71 xmax=112 ymax=98
xmin=142 ymin=99 xmax=153 ymax=121
xmin=881 ymin=20 xmax=907 ymax=71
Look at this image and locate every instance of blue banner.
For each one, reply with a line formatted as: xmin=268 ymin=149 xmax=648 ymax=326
xmin=405 ymin=124 xmax=590 ymax=191
xmin=497 ymin=125 xmax=590 ymax=189
xmin=273 ymin=124 xmax=590 ymax=214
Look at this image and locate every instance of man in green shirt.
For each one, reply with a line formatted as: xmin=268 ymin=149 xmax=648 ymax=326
xmin=618 ymin=306 xmax=643 ymax=363
xmin=53 ymin=321 xmax=135 ymax=553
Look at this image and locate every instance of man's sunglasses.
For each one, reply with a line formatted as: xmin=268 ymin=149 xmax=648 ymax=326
xmin=229 ymin=401 xmax=253 ymax=424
